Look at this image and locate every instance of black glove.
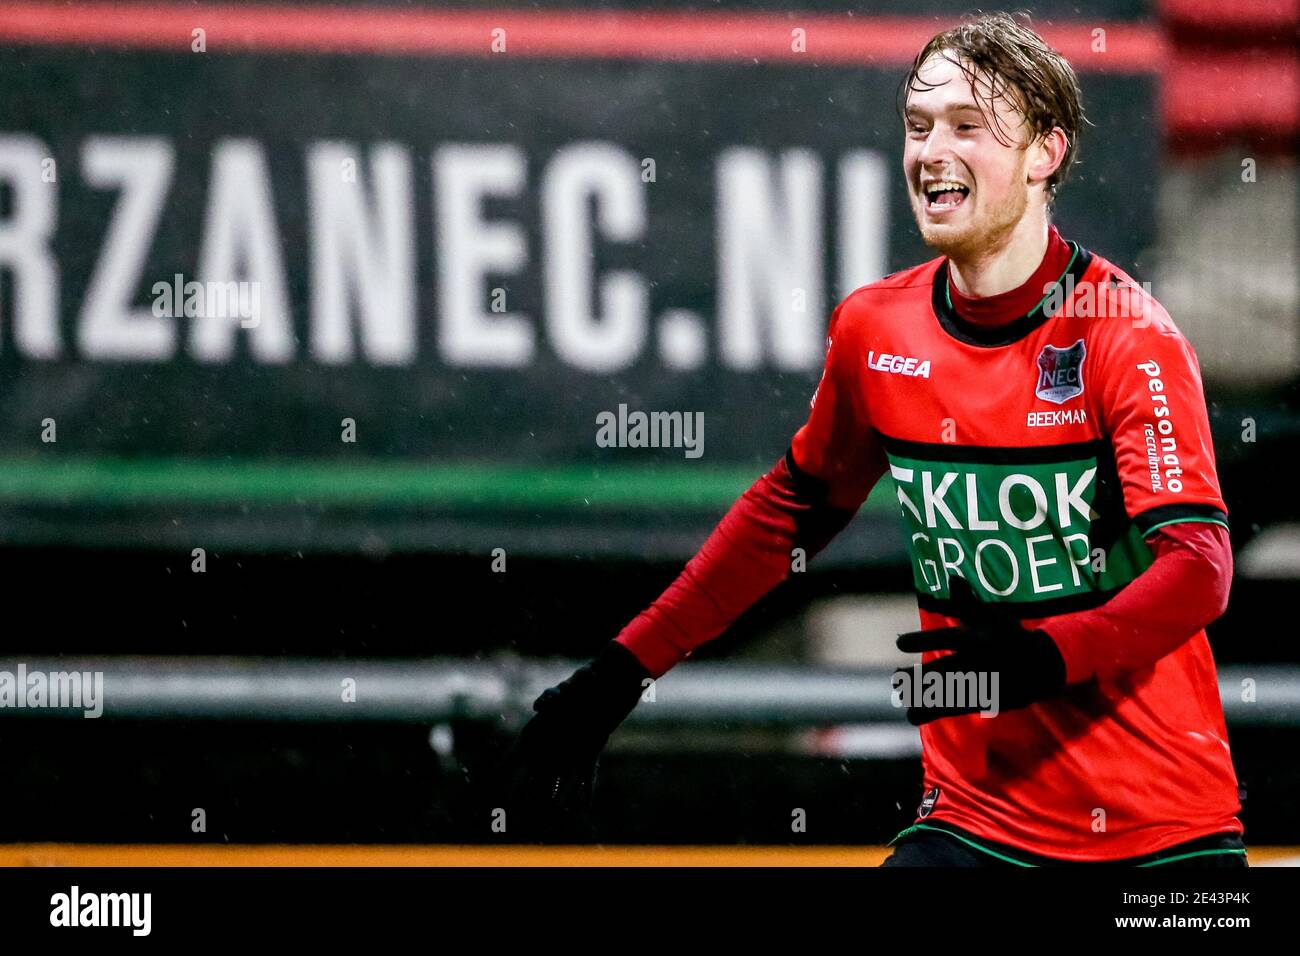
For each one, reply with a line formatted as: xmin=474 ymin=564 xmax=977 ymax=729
xmin=893 ymin=577 xmax=1066 ymax=726
xmin=495 ymin=641 xmax=651 ymax=840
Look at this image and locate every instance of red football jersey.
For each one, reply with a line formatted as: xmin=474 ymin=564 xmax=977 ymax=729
xmin=791 ymin=239 xmax=1242 ymax=861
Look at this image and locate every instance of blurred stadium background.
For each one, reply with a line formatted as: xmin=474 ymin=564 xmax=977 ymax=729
xmin=0 ymin=0 xmax=1296 ymax=863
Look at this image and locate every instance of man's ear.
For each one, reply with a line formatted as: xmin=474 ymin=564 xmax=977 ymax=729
xmin=1027 ymin=127 xmax=1068 ymax=187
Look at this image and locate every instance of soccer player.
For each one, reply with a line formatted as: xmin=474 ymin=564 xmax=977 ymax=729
xmin=498 ymin=12 xmax=1246 ymax=867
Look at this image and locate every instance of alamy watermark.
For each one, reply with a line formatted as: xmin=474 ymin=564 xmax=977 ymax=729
xmin=50 ymin=886 xmax=151 ymax=936
xmin=152 ymin=273 xmax=260 ymax=328
xmin=0 ymin=664 xmax=104 ymax=718
xmin=596 ymin=404 xmax=704 ymax=459
xmin=892 ymin=664 xmax=1000 ymax=718
xmin=1042 ymin=275 xmax=1154 ymax=323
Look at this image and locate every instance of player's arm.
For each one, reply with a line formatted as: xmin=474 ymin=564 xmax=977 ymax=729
xmin=495 ymin=300 xmax=887 ymax=828
xmin=1038 ymin=522 xmax=1230 ymax=684
xmin=615 ymin=303 xmax=886 ymax=678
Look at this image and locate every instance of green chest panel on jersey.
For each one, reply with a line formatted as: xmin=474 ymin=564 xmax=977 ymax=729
xmin=881 ymin=436 xmax=1152 ymax=616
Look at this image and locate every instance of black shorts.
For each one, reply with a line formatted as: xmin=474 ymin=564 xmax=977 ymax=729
xmin=880 ymin=822 xmax=1248 ymax=867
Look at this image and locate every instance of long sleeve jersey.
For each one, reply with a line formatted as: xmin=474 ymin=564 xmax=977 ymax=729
xmin=615 ymin=228 xmax=1241 ymax=861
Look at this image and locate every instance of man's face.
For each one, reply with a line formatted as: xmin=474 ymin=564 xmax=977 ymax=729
xmin=903 ymin=52 xmax=1038 ymax=259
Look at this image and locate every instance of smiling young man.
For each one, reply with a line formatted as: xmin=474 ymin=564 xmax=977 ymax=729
xmin=498 ymin=13 xmax=1246 ymax=867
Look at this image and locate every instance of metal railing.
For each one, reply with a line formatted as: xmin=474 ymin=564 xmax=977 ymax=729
xmin=2 ymin=657 xmax=1297 ymax=728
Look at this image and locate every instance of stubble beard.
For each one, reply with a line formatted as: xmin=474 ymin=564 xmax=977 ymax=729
xmin=915 ymin=179 xmax=1030 ymax=268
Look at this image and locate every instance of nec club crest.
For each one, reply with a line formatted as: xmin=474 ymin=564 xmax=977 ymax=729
xmin=1035 ymin=339 xmax=1087 ymax=405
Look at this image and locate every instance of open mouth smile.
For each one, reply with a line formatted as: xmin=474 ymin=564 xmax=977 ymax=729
xmin=922 ymin=180 xmax=970 ymax=215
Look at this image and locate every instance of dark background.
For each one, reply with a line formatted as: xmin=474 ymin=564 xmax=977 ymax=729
xmin=0 ymin=0 xmax=1295 ymax=847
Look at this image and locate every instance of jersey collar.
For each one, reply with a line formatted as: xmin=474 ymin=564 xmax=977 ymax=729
xmin=931 ymin=240 xmax=1094 ymax=348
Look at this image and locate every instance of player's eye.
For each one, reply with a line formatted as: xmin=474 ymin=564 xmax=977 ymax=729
xmin=957 ymin=123 xmax=980 ymax=132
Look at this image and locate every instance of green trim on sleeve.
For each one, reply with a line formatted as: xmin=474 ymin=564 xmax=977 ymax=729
xmin=1142 ymin=516 xmax=1231 ymax=538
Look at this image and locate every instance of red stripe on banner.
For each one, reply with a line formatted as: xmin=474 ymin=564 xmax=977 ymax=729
xmin=1158 ymin=0 xmax=1300 ymax=31
xmin=0 ymin=3 xmax=1163 ymax=70
xmin=1167 ymin=55 xmax=1300 ymax=133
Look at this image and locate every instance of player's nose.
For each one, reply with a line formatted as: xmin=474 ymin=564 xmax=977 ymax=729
xmin=917 ymin=126 xmax=957 ymax=167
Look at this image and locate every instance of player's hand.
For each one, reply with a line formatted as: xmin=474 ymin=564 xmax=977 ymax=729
xmin=494 ymin=641 xmax=650 ymax=840
xmin=893 ymin=576 xmax=1066 ymax=725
